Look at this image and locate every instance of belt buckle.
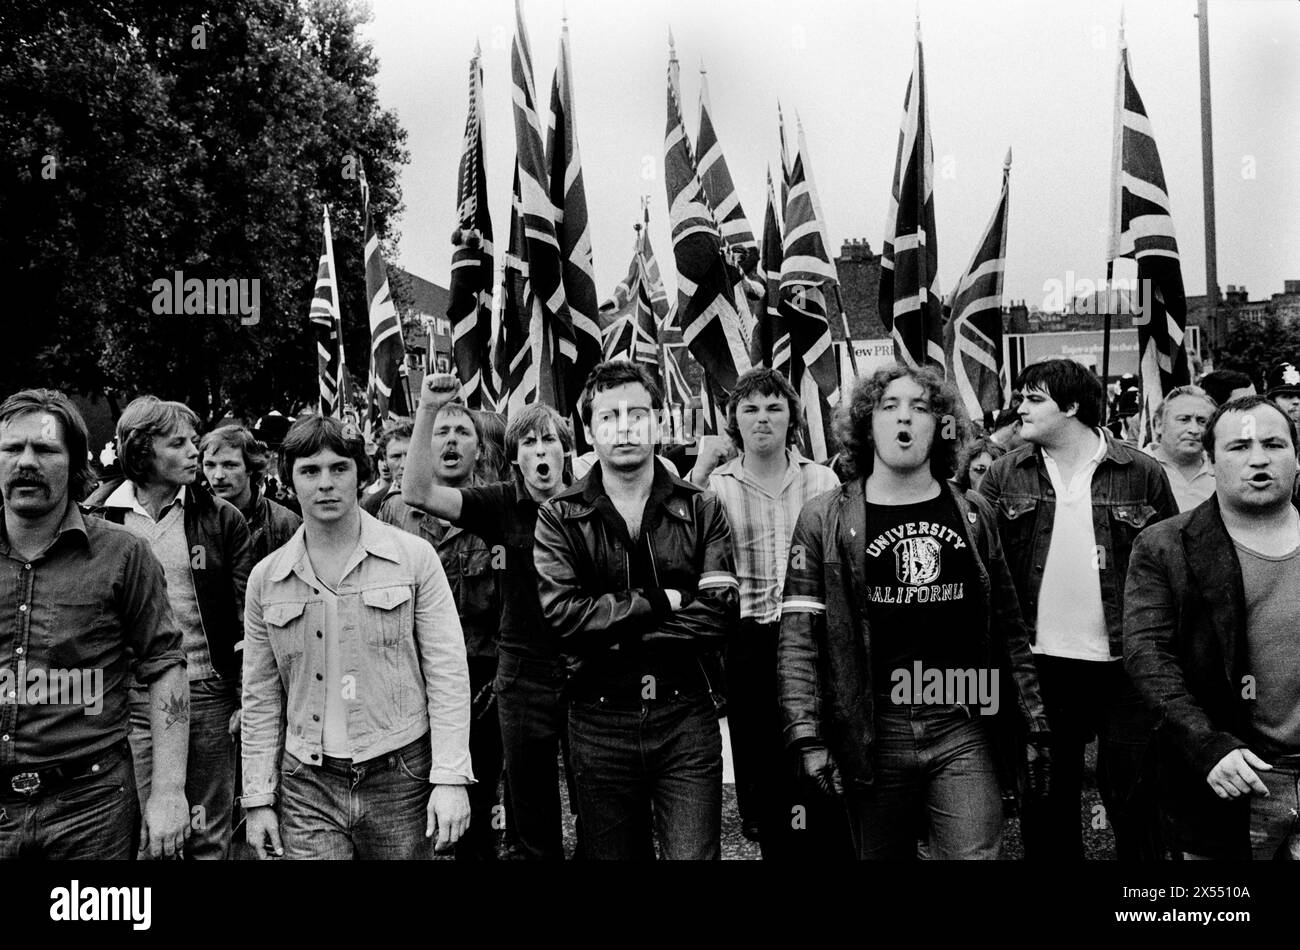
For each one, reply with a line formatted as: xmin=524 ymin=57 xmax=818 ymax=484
xmin=10 ymin=772 xmax=41 ymax=796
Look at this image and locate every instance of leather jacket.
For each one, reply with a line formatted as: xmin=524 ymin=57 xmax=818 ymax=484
xmin=84 ymin=477 xmax=252 ymax=680
xmin=978 ymin=430 xmax=1176 ymax=657
xmin=777 ymin=479 xmax=1050 ymax=800
xmin=533 ymin=462 xmax=739 ymax=688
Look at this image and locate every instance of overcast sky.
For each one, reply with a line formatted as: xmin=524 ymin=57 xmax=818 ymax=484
xmin=362 ymin=0 xmax=1299 ymax=312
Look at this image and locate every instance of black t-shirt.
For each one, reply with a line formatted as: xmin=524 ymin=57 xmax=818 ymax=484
xmin=863 ymin=490 xmax=981 ymax=695
xmin=457 ymin=481 xmax=553 ymax=662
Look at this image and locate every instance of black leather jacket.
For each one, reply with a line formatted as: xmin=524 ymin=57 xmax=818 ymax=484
xmin=533 ymin=462 xmax=739 ymax=688
xmin=777 ymin=479 xmax=1049 ymax=800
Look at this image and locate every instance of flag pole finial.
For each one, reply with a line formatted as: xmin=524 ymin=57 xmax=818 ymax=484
xmin=1003 ymin=146 xmax=1013 ymax=170
xmin=668 ymin=25 xmax=676 ymax=55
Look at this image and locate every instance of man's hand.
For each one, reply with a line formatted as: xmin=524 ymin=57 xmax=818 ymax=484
xmin=665 ymin=589 xmax=684 ymax=612
xmin=142 ymin=787 xmax=190 ymax=859
xmin=427 ymin=784 xmax=471 ymax=851
xmin=228 ymin=707 xmax=241 ymax=740
xmin=1207 ymin=748 xmax=1272 ymax=799
xmin=799 ymin=745 xmax=843 ymax=798
xmin=418 ymin=373 xmax=460 ymax=413
xmin=244 ymin=806 xmax=284 ymax=859
xmin=689 ymin=435 xmax=736 ymax=484
xmin=1026 ymin=737 xmax=1052 ymax=799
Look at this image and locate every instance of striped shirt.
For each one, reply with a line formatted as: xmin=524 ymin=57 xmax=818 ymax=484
xmin=708 ymin=449 xmax=841 ymax=623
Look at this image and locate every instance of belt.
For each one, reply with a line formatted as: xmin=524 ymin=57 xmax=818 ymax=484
xmin=315 ymin=735 xmax=428 ymax=781
xmin=0 ymin=740 xmax=130 ymax=799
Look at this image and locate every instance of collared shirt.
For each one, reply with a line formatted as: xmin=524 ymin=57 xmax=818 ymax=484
xmin=106 ymin=481 xmax=213 ymax=680
xmin=240 ymin=510 xmax=473 ymax=808
xmin=708 ymin=449 xmax=840 ymax=623
xmin=0 ymin=503 xmax=185 ymax=766
xmin=1035 ymin=430 xmax=1111 ymax=661
xmin=1146 ymin=446 xmax=1216 ymax=513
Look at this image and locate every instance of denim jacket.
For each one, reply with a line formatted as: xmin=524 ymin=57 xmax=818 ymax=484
xmin=978 ymin=430 xmax=1176 ymax=658
xmin=240 ymin=511 xmax=473 ymax=808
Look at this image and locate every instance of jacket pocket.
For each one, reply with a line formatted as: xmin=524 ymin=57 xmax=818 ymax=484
xmin=263 ymin=601 xmax=307 ymax=673
xmin=361 ymin=585 xmax=414 ymax=648
xmin=46 ymin=595 xmax=114 ymax=669
xmin=995 ymin=495 xmax=1039 ymax=556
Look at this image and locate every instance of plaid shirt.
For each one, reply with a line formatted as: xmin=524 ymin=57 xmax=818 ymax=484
xmin=708 ymin=449 xmax=841 ymax=623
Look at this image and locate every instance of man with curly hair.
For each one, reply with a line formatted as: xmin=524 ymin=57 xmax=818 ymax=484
xmin=777 ymin=364 xmax=1050 ymax=859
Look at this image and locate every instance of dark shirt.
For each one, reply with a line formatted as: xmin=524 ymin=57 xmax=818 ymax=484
xmin=863 ymin=491 xmax=981 ymax=695
xmin=0 ymin=503 xmax=186 ymax=766
xmin=458 ymin=481 xmax=552 ymax=662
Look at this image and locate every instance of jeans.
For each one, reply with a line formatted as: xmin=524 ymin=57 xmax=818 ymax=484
xmin=727 ymin=620 xmax=853 ymax=860
xmin=495 ymin=650 xmax=576 ymax=860
xmin=457 ymin=656 xmax=503 ymax=861
xmin=278 ymin=734 xmax=434 ymax=860
xmin=568 ymin=687 xmax=722 ymax=860
xmin=847 ymin=702 xmax=1002 ymax=860
xmin=0 ymin=741 xmax=139 ymax=860
xmin=129 ymin=676 xmax=237 ymax=860
xmin=1249 ymin=763 xmax=1300 ymax=860
xmin=1019 ymin=655 xmax=1162 ymax=861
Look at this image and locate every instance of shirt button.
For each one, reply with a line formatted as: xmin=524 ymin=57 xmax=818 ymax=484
xmin=18 ymin=605 xmax=27 ymax=612
xmin=15 ymin=647 xmax=23 ymax=656
xmin=312 ymin=714 xmax=320 ymax=722
xmin=310 ymin=753 xmax=319 ymax=760
xmin=23 ymin=563 xmax=31 ymax=571
xmin=316 ymin=631 xmax=323 ymax=639
xmin=1 ymin=735 xmax=8 ymax=742
xmin=6 ymin=691 xmax=13 ymax=699
xmin=315 ymin=673 xmax=323 ymax=681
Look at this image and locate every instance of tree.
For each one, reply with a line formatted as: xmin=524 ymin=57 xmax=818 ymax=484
xmin=0 ymin=0 xmax=410 ymax=425
xmin=1217 ymin=314 xmax=1300 ymax=388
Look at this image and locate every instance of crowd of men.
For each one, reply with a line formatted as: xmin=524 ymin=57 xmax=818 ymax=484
xmin=1 ymin=353 xmax=1298 ymax=861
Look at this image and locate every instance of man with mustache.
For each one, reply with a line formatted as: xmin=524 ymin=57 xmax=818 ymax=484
xmin=980 ymin=359 xmax=1175 ymax=860
xmin=1147 ymin=386 xmax=1217 ymax=513
xmin=1126 ymin=395 xmax=1300 ymax=859
xmin=688 ymin=367 xmax=846 ymax=859
xmin=534 ymin=361 xmax=739 ymax=860
xmin=85 ymin=396 xmax=252 ymax=859
xmin=379 ymin=403 xmax=502 ymax=860
xmin=0 ymin=389 xmax=189 ymax=860
xmin=404 ymin=375 xmax=577 ymax=860
xmin=200 ymin=425 xmax=301 ymax=564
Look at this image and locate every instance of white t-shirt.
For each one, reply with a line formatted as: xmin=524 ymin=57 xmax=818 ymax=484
xmin=1033 ymin=432 xmax=1112 ymax=661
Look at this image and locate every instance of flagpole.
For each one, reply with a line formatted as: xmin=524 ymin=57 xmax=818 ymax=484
xmin=833 ymin=283 xmax=861 ymax=377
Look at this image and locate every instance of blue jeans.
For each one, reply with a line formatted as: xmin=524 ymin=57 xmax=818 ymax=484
xmin=129 ymin=676 xmax=237 ymax=860
xmin=568 ymin=687 xmax=722 ymax=860
xmin=848 ymin=703 xmax=1002 ymax=860
xmin=495 ymin=650 xmax=576 ymax=860
xmin=279 ymin=734 xmax=433 ymax=860
xmin=1250 ymin=763 xmax=1300 ymax=860
xmin=0 ymin=741 xmax=139 ymax=859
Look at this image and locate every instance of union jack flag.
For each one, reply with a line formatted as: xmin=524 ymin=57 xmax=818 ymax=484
xmin=308 ymin=205 xmax=345 ymax=417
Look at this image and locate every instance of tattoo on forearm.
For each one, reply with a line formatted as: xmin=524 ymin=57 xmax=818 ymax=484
xmin=161 ymin=692 xmax=190 ymax=729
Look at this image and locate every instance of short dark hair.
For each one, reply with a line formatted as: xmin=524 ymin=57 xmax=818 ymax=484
xmin=1203 ymin=394 xmax=1299 ymax=463
xmin=377 ymin=418 xmax=414 ymax=458
xmin=833 ymin=363 xmax=961 ymax=480
xmin=116 ymin=396 xmax=201 ymax=484
xmin=0 ymin=388 xmax=95 ymax=501
xmin=199 ymin=425 xmax=271 ymax=483
xmin=579 ymin=361 xmax=662 ymax=427
xmin=1014 ymin=359 xmax=1103 ymax=428
xmin=279 ymin=415 xmax=372 ymax=491
xmin=1198 ymin=369 xmax=1254 ymax=407
xmin=725 ymin=368 xmax=802 ymax=450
